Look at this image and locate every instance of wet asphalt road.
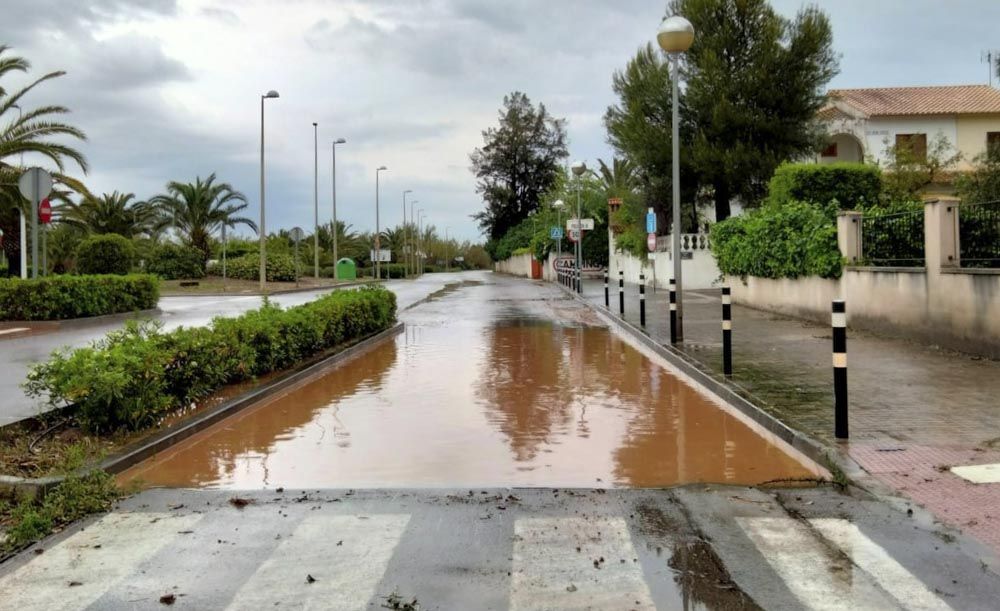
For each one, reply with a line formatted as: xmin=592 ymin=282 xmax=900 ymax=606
xmin=0 ymin=274 xmax=462 ymax=426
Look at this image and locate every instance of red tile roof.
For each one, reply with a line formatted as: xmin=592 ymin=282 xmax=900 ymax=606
xmin=827 ymin=85 xmax=1000 ymax=117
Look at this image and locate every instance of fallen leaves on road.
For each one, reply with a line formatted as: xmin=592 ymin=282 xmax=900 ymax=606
xmin=159 ymin=593 xmax=176 ymax=605
xmin=306 ymin=574 xmax=316 ymax=584
xmin=228 ymin=497 xmax=253 ymax=509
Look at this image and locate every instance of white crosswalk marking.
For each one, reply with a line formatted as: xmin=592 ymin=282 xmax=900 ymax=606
xmin=225 ymin=513 xmax=410 ymax=610
xmin=511 ymin=516 xmax=655 ymax=611
xmin=809 ymin=519 xmax=952 ymax=611
xmin=0 ymin=512 xmax=201 ymax=611
xmin=737 ymin=517 xmax=901 ymax=610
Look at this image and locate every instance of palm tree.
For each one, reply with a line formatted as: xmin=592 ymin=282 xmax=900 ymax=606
xmin=0 ymin=46 xmax=89 ymax=274
xmin=59 ymin=191 xmax=159 ymax=238
xmin=596 ymin=158 xmax=639 ymax=197
xmin=380 ymin=226 xmax=405 ymax=263
xmin=150 ymin=174 xmax=257 ymax=263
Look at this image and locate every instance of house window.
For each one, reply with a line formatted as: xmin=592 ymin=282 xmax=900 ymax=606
xmin=987 ymin=131 xmax=1000 ymax=156
xmin=895 ymin=133 xmax=927 ymax=162
xmin=821 ymin=142 xmax=838 ymax=157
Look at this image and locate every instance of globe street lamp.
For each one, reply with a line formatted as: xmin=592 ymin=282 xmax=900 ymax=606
xmin=331 ymin=138 xmax=346 ymax=278
xmin=375 ymin=166 xmax=388 ymax=280
xmin=658 ymin=14 xmax=694 ymax=340
xmin=402 ymin=190 xmax=413 ymax=276
xmin=553 ymin=198 xmax=565 ymax=270
xmin=571 ymin=161 xmax=587 ymax=293
xmin=259 ymin=89 xmax=279 ymax=292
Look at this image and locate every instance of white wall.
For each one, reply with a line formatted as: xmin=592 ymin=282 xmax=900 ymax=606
xmin=862 ymin=116 xmax=957 ymax=164
xmin=607 ymin=233 xmax=721 ymax=290
xmin=493 ymin=253 xmax=534 ymax=278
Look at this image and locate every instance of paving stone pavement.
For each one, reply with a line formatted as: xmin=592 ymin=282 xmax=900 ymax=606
xmin=577 ymin=275 xmax=1000 ymax=557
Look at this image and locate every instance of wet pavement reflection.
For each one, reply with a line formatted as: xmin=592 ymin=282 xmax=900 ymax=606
xmin=121 ymin=275 xmax=817 ymax=489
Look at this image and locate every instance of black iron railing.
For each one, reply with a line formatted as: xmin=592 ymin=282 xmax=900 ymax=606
xmin=957 ymin=200 xmax=1000 ymax=268
xmin=861 ymin=209 xmax=925 ymax=267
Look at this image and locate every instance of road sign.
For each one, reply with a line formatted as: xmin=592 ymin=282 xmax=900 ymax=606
xmin=454 ymin=256 xmax=465 ymax=262
xmin=369 ymin=249 xmax=392 ymax=262
xmin=566 ymin=218 xmax=595 ymax=231
xmin=18 ymin=167 xmax=53 ymax=202
xmin=568 ymin=228 xmax=581 ymax=243
xmin=550 ymin=226 xmax=564 ymax=240
xmin=647 ymin=233 xmax=657 ymax=252
xmin=289 ymin=227 xmax=305 ymax=241
xmin=38 ymin=198 xmax=52 ymax=224
xmin=646 ymin=208 xmax=657 ymax=233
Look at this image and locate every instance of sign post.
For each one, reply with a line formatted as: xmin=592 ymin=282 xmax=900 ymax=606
xmin=290 ymin=226 xmax=305 ymax=287
xmin=39 ymin=198 xmax=51 ymax=277
xmin=18 ymin=168 xmax=53 ymax=279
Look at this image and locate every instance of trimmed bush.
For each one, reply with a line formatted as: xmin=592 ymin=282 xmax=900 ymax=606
xmin=26 ymin=287 xmax=397 ymax=433
xmin=147 ymin=244 xmax=206 ymax=280
xmin=225 ymin=252 xmax=297 ymax=282
xmin=768 ymin=162 xmax=882 ymax=209
xmin=75 ymin=234 xmax=136 ymax=275
xmin=0 ymin=275 xmax=159 ymax=321
xmin=710 ymin=201 xmax=842 ymax=280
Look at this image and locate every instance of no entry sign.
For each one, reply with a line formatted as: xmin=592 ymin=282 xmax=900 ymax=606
xmin=647 ymin=233 xmax=657 ymax=252
xmin=38 ymin=198 xmax=52 ymax=224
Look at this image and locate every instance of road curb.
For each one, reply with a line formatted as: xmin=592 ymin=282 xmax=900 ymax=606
xmin=158 ymin=280 xmax=376 ymax=298
xmin=0 ymin=322 xmax=404 ymax=500
xmin=0 ymin=308 xmax=162 ymax=340
xmin=557 ymin=283 xmax=866 ymax=484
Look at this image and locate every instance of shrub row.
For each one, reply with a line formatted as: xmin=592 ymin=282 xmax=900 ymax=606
xmin=147 ymin=244 xmax=206 ymax=280
xmin=710 ymin=201 xmax=843 ymax=280
xmin=768 ymin=162 xmax=882 ymax=209
xmin=0 ymin=275 xmax=159 ymax=321
xmin=26 ymin=287 xmax=397 ymax=433
xmin=225 ymin=252 xmax=297 ymax=282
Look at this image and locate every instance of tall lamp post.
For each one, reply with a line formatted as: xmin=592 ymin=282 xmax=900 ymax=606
xmin=375 ymin=165 xmax=388 ymax=280
xmin=402 ymin=190 xmax=413 ymax=276
xmin=445 ymin=227 xmax=451 ymax=272
xmin=553 ymin=198 xmax=565 ymax=264
xmin=331 ymin=137 xmax=346 ymax=277
xmin=570 ymin=161 xmax=587 ymax=294
xmin=259 ymin=89 xmax=280 ymax=293
xmin=409 ymin=200 xmax=419 ymax=275
xmin=657 ymin=14 xmax=694 ymax=341
xmin=417 ymin=209 xmax=425 ymax=274
xmin=312 ymin=122 xmax=319 ymax=279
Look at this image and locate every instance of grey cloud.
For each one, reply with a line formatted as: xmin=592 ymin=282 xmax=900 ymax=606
xmin=0 ymin=0 xmax=178 ymax=45
xmin=84 ymin=34 xmax=192 ymax=91
xmin=200 ymin=7 xmax=241 ymax=26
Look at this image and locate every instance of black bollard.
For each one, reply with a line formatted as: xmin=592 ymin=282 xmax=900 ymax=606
xmin=722 ymin=286 xmax=732 ymax=376
xmin=669 ymin=279 xmax=678 ymax=344
xmin=639 ymin=273 xmax=646 ymax=327
xmin=604 ymin=270 xmax=609 ymax=307
xmin=832 ymin=300 xmax=849 ymax=439
xmin=618 ymin=270 xmax=625 ymax=316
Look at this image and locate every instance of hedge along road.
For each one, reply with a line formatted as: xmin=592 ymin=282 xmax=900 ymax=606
xmin=0 ymin=273 xmax=466 ymax=426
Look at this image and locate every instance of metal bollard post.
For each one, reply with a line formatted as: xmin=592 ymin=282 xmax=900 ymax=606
xmin=604 ymin=270 xmax=609 ymax=308
xmin=722 ymin=286 xmax=732 ymax=376
xmin=639 ymin=273 xmax=646 ymax=326
xmin=669 ymin=279 xmax=678 ymax=344
xmin=618 ymin=270 xmax=625 ymax=315
xmin=832 ymin=300 xmax=848 ymax=439
xmin=576 ymin=267 xmax=581 ymax=294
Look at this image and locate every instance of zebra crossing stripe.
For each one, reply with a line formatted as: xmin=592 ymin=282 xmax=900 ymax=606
xmin=737 ymin=517 xmax=900 ymax=610
xmin=0 ymin=512 xmax=201 ymax=611
xmin=510 ymin=517 xmax=655 ymax=610
xmin=809 ymin=519 xmax=952 ymax=611
xmin=225 ymin=514 xmax=410 ymax=610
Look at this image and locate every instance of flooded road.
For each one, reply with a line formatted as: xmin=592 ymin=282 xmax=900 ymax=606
xmin=121 ymin=273 xmax=818 ymax=489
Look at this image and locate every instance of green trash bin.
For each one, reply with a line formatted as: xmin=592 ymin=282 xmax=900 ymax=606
xmin=335 ymin=257 xmax=357 ymax=280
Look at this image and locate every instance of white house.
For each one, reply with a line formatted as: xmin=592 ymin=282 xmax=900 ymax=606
xmin=818 ymin=85 xmax=1000 ymax=171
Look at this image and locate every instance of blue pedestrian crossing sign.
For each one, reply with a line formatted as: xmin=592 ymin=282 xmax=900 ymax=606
xmin=646 ymin=208 xmax=657 ymax=234
xmin=550 ymin=226 xmax=564 ymax=240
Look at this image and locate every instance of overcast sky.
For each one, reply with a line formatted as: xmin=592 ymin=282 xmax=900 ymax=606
xmin=3 ymin=0 xmax=1000 ymax=242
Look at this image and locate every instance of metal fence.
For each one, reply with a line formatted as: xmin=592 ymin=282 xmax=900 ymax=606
xmin=861 ymin=209 xmax=925 ymax=267
xmin=957 ymin=200 xmax=1000 ymax=268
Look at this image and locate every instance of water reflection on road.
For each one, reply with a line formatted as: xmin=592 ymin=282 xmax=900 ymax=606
xmin=121 ymin=275 xmax=816 ymax=489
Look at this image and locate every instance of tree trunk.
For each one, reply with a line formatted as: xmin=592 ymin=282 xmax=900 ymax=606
xmin=714 ymin=182 xmax=732 ymax=223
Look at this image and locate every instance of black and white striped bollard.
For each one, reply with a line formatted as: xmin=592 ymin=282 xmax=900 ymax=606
xmin=639 ymin=273 xmax=646 ymax=326
xmin=669 ymin=279 xmax=678 ymax=344
xmin=604 ymin=270 xmax=609 ymax=308
xmin=618 ymin=270 xmax=625 ymax=315
xmin=722 ymin=286 xmax=732 ymax=376
xmin=832 ymin=300 xmax=848 ymax=439
xmin=576 ymin=266 xmax=581 ymax=294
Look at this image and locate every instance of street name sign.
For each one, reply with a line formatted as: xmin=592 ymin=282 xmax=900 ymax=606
xmin=369 ymin=249 xmax=392 ymax=262
xmin=566 ymin=219 xmax=595 ymax=231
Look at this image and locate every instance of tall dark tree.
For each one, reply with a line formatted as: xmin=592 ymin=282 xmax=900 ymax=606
xmin=471 ymin=91 xmax=568 ymax=241
xmin=605 ymin=0 xmax=838 ymax=223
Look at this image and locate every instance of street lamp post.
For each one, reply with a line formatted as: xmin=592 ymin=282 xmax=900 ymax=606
xmin=410 ymin=200 xmax=419 ymax=275
xmin=445 ymin=227 xmax=451 ymax=272
xmin=331 ymin=137 xmax=346 ymax=278
xmin=417 ymin=209 xmax=425 ymax=274
xmin=657 ymin=14 xmax=695 ymax=341
xmin=375 ymin=166 xmax=388 ymax=280
xmin=259 ymin=90 xmax=280 ymax=292
xmin=553 ymin=198 xmax=565 ymax=264
xmin=402 ymin=190 xmax=412 ymax=276
xmin=312 ymin=122 xmax=319 ymax=279
xmin=571 ymin=161 xmax=587 ymax=294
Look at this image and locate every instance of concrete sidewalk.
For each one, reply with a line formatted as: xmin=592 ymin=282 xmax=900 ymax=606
xmin=579 ymin=275 xmax=1000 ymax=555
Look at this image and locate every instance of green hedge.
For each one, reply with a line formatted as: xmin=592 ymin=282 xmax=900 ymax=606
xmin=75 ymin=234 xmax=136 ymax=275
xmin=26 ymin=287 xmax=397 ymax=433
xmin=147 ymin=244 xmax=206 ymax=280
xmin=710 ymin=201 xmax=843 ymax=280
xmin=225 ymin=252 xmax=297 ymax=282
xmin=0 ymin=275 xmax=159 ymax=321
xmin=768 ymin=162 xmax=882 ymax=209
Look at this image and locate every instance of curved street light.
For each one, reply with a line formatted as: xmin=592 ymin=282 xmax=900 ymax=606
xmin=259 ymin=89 xmax=279 ymax=292
xmin=331 ymin=137 xmax=346 ymax=277
xmin=657 ymin=14 xmax=694 ymax=340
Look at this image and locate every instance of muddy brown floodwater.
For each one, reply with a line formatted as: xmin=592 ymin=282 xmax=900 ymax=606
xmin=121 ymin=275 xmax=821 ymax=489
